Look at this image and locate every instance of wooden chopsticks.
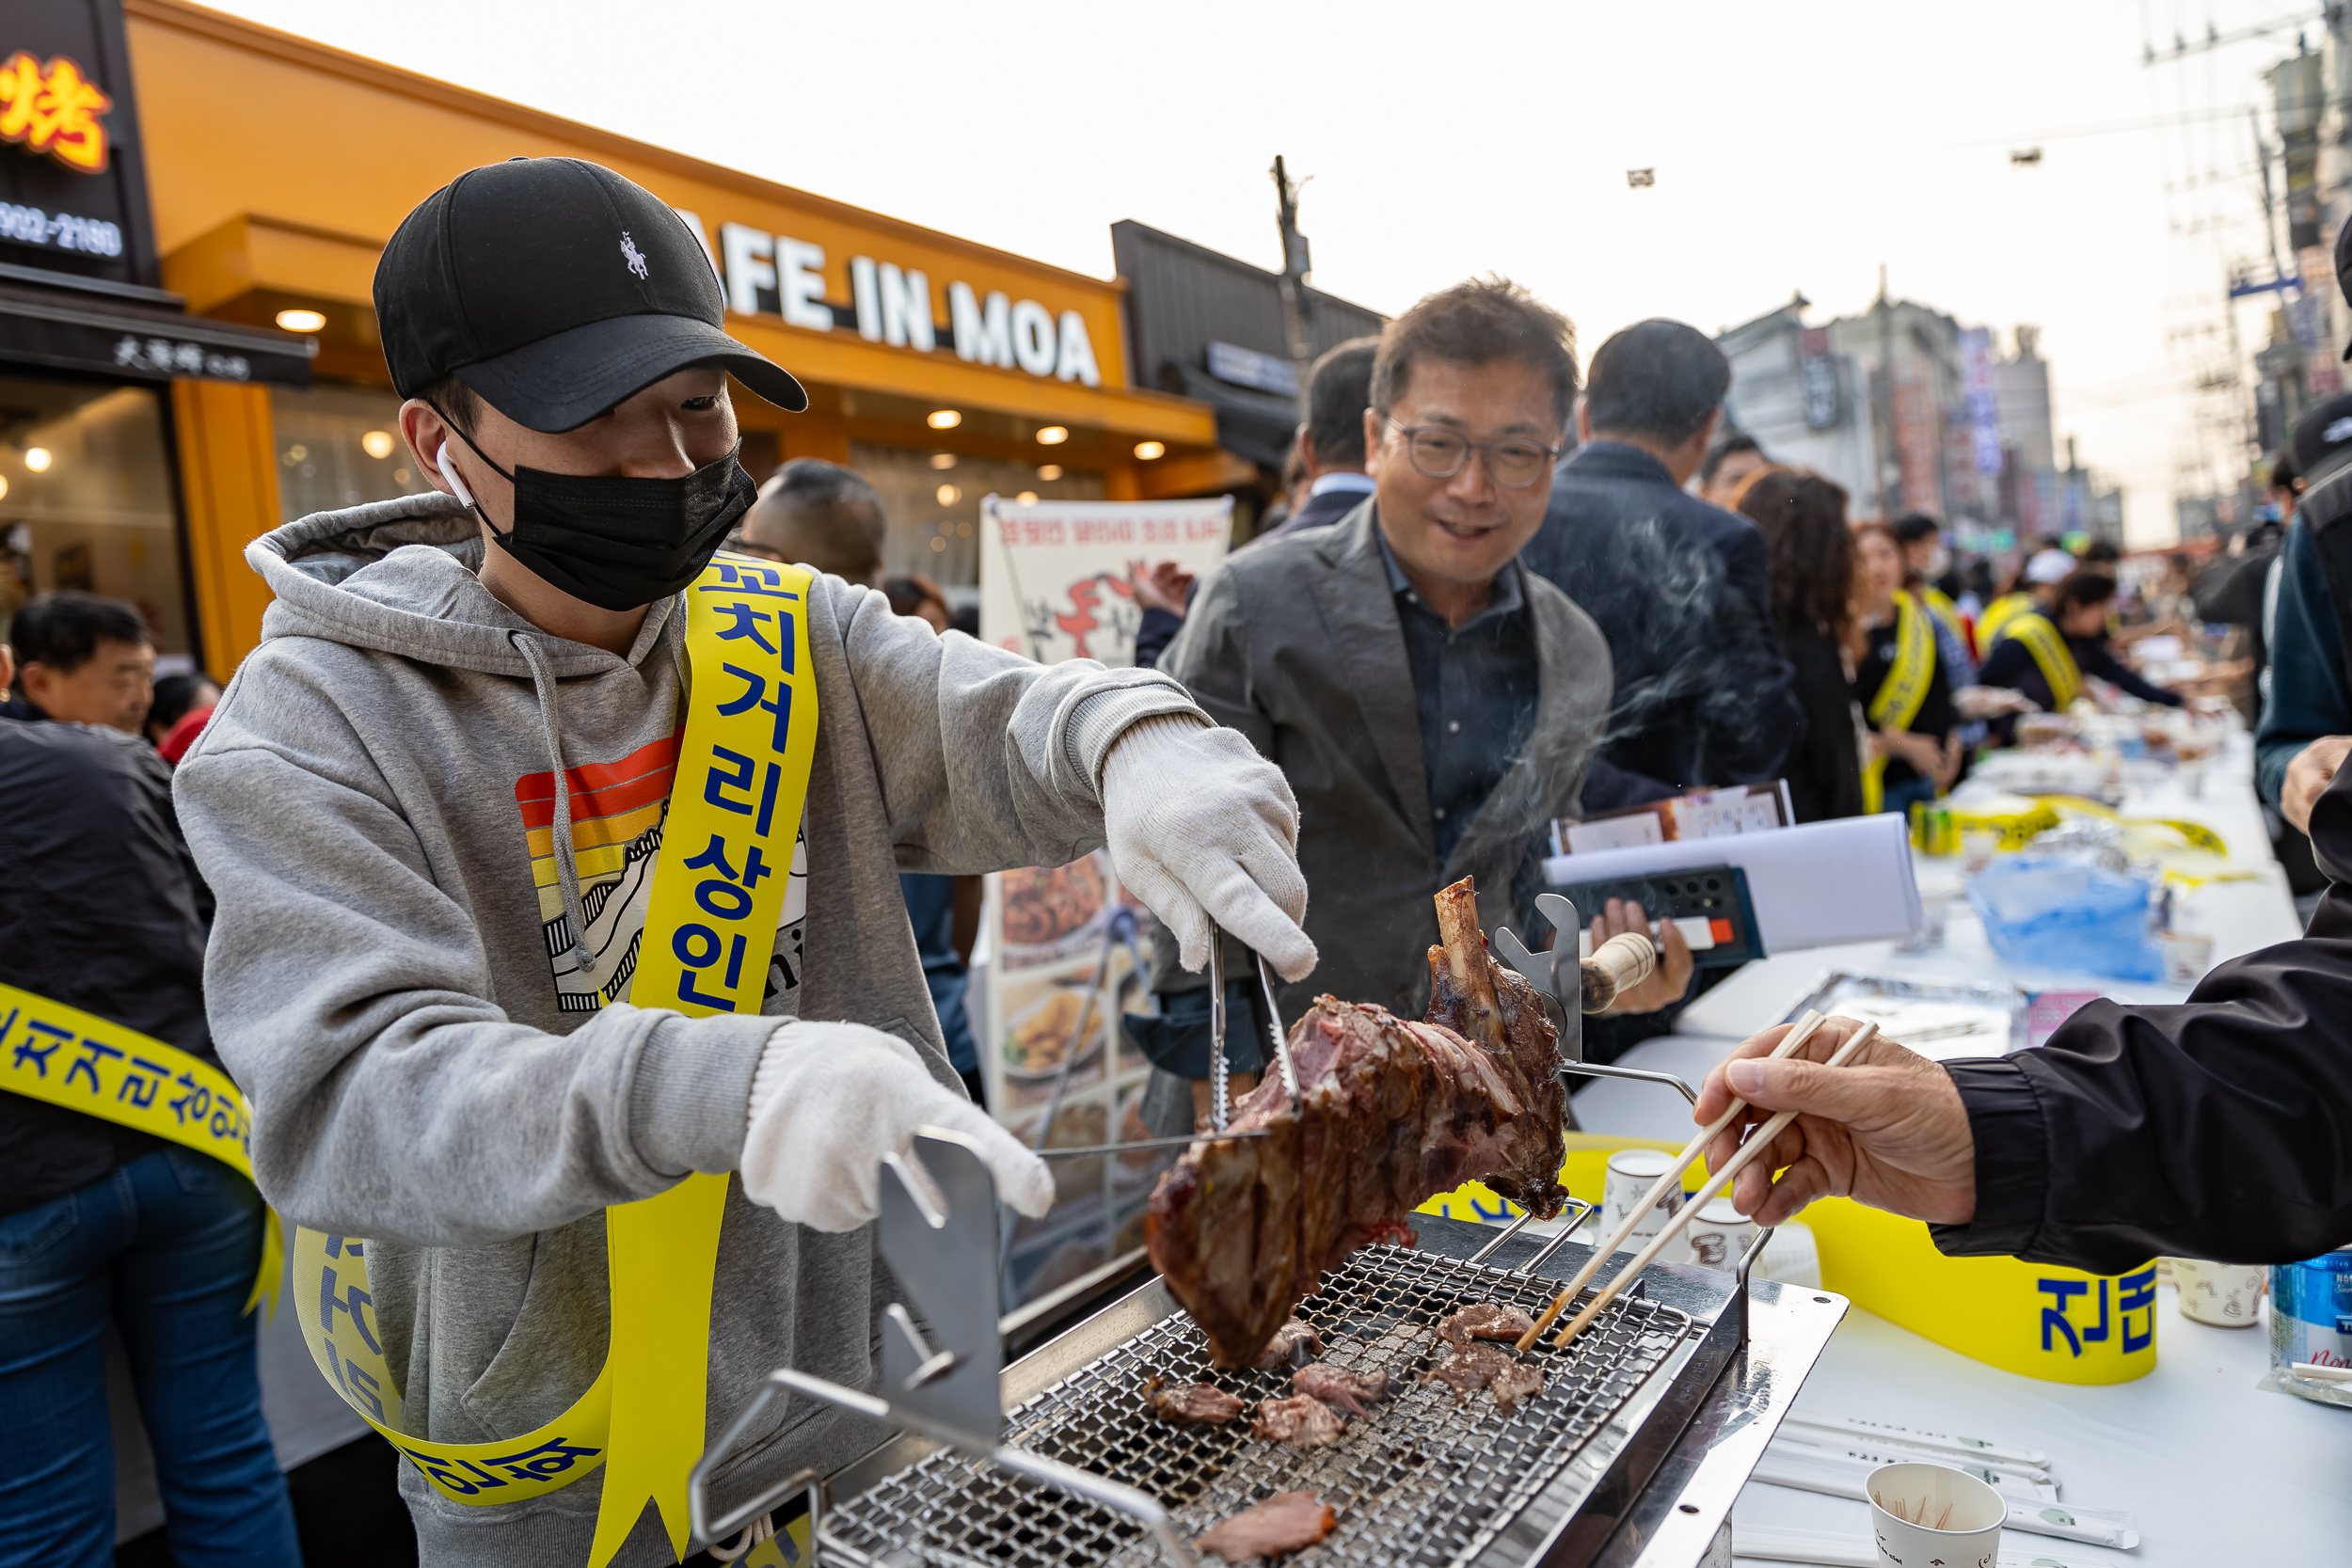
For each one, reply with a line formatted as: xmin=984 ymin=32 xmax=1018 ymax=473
xmin=1514 ymin=1009 xmax=1830 ymax=1352
xmin=1547 ymin=1020 xmax=1882 ymax=1352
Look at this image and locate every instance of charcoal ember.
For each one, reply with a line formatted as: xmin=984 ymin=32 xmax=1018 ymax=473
xmin=1252 ymin=1319 xmax=1324 ymax=1370
xmin=1249 ymin=1394 xmax=1347 ymax=1448
xmin=1146 ymin=877 xmax=1568 ymax=1368
xmin=1291 ymin=1362 xmax=1389 ymax=1418
xmin=1196 ymin=1490 xmax=1338 ymax=1561
xmin=1143 ymin=1376 xmax=1244 ymax=1425
xmin=1437 ymin=1301 xmax=1535 ymax=1347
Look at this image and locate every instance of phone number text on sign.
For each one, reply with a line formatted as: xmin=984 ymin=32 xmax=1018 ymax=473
xmin=0 ymin=201 xmax=121 ymax=256
xmin=1001 ymin=515 xmax=1228 ymax=547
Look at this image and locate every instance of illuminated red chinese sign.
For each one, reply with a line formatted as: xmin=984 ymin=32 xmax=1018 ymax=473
xmin=0 ymin=51 xmax=109 ymax=173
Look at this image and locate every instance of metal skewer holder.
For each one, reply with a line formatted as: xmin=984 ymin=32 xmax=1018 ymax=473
xmin=1491 ymin=895 xmax=1776 ymax=1350
xmin=690 ymin=1128 xmax=1203 ymax=1565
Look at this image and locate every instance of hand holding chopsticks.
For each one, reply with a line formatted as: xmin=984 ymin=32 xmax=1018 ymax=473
xmin=1515 ymin=1009 xmax=1832 ymax=1352
xmin=1547 ymin=1020 xmax=1883 ymax=1351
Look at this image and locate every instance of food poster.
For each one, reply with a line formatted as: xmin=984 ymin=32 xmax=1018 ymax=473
xmin=981 ymin=847 xmax=1171 ymax=1312
xmin=977 ymin=495 xmax=1234 ymax=665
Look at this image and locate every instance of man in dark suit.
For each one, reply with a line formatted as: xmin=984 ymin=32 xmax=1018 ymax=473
xmin=1522 ymin=319 xmax=1801 ymax=795
xmin=1253 ymin=336 xmax=1381 ymax=543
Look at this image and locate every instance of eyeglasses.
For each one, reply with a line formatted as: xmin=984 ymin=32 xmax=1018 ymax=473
xmin=1384 ymin=419 xmax=1562 ymax=489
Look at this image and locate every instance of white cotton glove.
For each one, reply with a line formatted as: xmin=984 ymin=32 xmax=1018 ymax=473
xmin=739 ymin=1021 xmax=1054 ymax=1231
xmin=1101 ymin=715 xmax=1316 ymax=981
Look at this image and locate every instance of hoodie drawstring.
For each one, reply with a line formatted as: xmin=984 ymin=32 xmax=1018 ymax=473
xmin=513 ymin=631 xmax=597 ymax=985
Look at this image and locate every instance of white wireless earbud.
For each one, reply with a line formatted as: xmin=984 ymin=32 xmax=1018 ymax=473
xmin=435 ymin=442 xmax=477 ymax=508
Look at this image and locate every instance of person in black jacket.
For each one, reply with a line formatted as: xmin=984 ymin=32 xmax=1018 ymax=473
xmin=1737 ymin=469 xmax=1864 ymax=821
xmin=1520 ymin=319 xmax=1802 ymax=794
xmin=1977 ymin=569 xmax=2184 ymax=743
xmin=0 ymin=610 xmax=301 ymax=1562
xmin=1696 ymin=752 xmax=2352 ymax=1271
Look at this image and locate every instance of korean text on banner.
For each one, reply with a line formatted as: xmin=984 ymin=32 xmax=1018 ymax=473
xmin=978 ymin=495 xmax=1233 ymax=666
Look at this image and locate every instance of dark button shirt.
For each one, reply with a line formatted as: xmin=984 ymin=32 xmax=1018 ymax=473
xmin=1377 ymin=531 xmax=1539 ymax=861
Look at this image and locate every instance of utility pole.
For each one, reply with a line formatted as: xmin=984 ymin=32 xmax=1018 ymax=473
xmin=1271 ymin=156 xmax=1314 ymax=420
xmin=1877 ymin=262 xmax=1901 ymax=521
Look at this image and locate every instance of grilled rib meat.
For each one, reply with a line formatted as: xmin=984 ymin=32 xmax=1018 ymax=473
xmin=1437 ymin=1302 xmax=1536 ymax=1348
xmin=1196 ymin=1491 xmax=1338 ymax=1561
xmin=1146 ymin=877 xmax=1567 ymax=1367
xmin=1422 ymin=1341 xmax=1545 ymax=1412
xmin=1143 ymin=1376 xmax=1244 ymax=1426
xmin=1254 ymin=1319 xmax=1324 ymax=1370
xmin=1250 ymin=1394 xmax=1347 ymax=1447
xmin=1292 ymin=1363 xmax=1389 ymax=1418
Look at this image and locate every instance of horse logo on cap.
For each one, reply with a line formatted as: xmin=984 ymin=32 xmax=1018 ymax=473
xmin=619 ymin=230 xmax=649 ymax=280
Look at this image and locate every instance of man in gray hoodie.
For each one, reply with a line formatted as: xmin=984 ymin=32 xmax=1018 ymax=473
xmin=172 ymin=158 xmax=1313 ymax=1567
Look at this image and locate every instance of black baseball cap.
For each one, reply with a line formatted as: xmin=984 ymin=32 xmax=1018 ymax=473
xmin=374 ymin=157 xmax=807 ymax=433
xmin=2292 ymin=391 xmax=2352 ymax=487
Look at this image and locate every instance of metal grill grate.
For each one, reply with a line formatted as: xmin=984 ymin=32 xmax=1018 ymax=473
xmin=820 ymin=1243 xmax=1696 ymax=1567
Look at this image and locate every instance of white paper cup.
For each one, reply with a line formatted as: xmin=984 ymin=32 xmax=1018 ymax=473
xmin=1601 ymin=1149 xmax=1686 ymax=1263
xmin=1683 ymin=1197 xmax=1756 ymax=1271
xmin=1867 ymin=1462 xmax=2003 ymax=1568
xmin=2172 ymin=1257 xmax=2265 ymax=1326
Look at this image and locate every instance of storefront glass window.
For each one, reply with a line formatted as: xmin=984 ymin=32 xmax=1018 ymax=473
xmin=270 ymin=383 xmax=436 ymax=521
xmin=850 ymin=441 xmax=1104 ymax=594
xmin=0 ymin=373 xmax=189 ymax=661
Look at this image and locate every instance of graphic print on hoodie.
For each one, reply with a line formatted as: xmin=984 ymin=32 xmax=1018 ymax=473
xmin=515 ymin=729 xmax=808 ymax=1015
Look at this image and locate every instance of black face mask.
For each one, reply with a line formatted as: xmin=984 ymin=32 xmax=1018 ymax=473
xmin=437 ymin=419 xmax=757 ymax=611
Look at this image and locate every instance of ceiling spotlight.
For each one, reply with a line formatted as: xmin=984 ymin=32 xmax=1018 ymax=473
xmin=23 ymin=447 xmax=51 ymax=471
xmin=1134 ymin=441 xmax=1166 ymax=461
xmin=360 ymin=430 xmax=396 ymax=459
xmin=936 ymin=483 xmax=961 ymax=505
xmin=1016 ymin=490 xmax=1039 ymax=504
xmin=1037 ymin=464 xmax=1063 ymax=481
xmin=275 ymin=308 xmax=327 ymax=333
xmin=930 ymin=452 xmax=957 ymax=469
xmin=1036 ymin=425 xmax=1070 ymax=445
xmin=927 ymin=409 xmax=961 ymax=430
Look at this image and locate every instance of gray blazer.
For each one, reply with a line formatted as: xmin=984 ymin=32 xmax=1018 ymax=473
xmin=1158 ymin=500 xmax=1613 ymax=1022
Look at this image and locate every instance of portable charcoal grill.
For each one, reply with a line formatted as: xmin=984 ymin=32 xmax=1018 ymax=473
xmin=692 ymin=900 xmax=1848 ymax=1566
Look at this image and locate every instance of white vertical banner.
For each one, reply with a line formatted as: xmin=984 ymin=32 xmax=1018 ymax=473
xmin=978 ymin=495 xmax=1234 ymax=666
xmin=973 ymin=494 xmax=1232 ymax=1310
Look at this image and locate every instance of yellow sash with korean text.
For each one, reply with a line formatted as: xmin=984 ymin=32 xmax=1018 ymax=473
xmin=290 ymin=553 xmax=819 ymax=1568
xmin=1975 ymin=590 xmax=2035 ymax=659
xmin=1997 ymin=610 xmax=2083 ymax=714
xmin=1862 ymin=589 xmax=1934 ymax=815
xmin=0 ymin=984 xmax=282 ymax=1318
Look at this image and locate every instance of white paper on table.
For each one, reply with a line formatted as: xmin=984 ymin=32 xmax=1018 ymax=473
xmin=1544 ymin=814 xmax=1922 ymax=952
xmin=1731 ymin=1522 xmax=2107 ymax=1568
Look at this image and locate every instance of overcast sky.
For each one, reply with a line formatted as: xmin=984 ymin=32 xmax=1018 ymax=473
xmin=215 ymin=0 xmax=2321 ymax=546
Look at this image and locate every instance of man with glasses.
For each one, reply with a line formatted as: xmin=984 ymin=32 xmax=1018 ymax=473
xmin=1156 ymin=278 xmax=1681 ymax=1028
xmin=1524 ymin=319 xmax=1801 ymax=801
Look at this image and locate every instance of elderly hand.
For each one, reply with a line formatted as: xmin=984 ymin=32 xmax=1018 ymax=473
xmin=1100 ymin=715 xmax=1316 ymax=980
xmin=1589 ymin=899 xmax=1692 ymax=1015
xmin=2283 ymin=736 xmax=2352 ymax=834
xmin=1693 ymin=1016 xmax=1978 ymax=1227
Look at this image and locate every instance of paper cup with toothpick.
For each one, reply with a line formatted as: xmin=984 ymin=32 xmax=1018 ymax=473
xmin=1866 ymin=1462 xmax=2003 ymax=1568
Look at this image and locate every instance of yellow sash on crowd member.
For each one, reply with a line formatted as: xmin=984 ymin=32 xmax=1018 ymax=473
xmin=291 ymin=553 xmax=820 ymax=1568
xmin=1921 ymin=584 xmax=1966 ymax=649
xmin=1862 ymin=590 xmax=1935 ymax=816
xmin=1997 ymin=610 xmax=2083 ymax=714
xmin=1975 ymin=590 xmax=2035 ymax=658
xmin=0 ymin=983 xmax=282 ymax=1318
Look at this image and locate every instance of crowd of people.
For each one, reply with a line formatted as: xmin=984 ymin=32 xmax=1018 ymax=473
xmin=4 ymin=150 xmax=2348 ymax=1568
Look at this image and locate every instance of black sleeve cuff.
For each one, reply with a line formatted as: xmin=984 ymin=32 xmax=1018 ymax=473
xmin=1927 ymin=1056 xmax=2048 ymax=1259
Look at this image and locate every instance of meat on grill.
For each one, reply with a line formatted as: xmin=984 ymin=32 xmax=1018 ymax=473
xmin=1196 ymin=1490 xmax=1338 ymax=1561
xmin=1143 ymin=1376 xmax=1244 ymax=1426
xmin=1438 ymin=1302 xmax=1536 ymax=1348
xmin=1146 ymin=876 xmax=1568 ymax=1367
xmin=1291 ymin=1363 xmax=1389 ymax=1418
xmin=1250 ymin=1394 xmax=1347 ymax=1448
xmin=1253 ymin=1319 xmax=1324 ymax=1370
xmin=1422 ymin=1342 xmax=1545 ymax=1412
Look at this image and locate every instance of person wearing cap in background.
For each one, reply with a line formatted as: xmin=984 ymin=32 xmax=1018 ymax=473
xmin=2255 ymin=385 xmax=2352 ymax=839
xmin=1973 ymin=543 xmax=2074 ymax=658
xmin=169 ymin=158 xmax=1316 ymax=1567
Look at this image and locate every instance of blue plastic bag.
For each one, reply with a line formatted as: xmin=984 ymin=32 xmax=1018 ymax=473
xmin=1966 ymin=856 xmax=2163 ymax=982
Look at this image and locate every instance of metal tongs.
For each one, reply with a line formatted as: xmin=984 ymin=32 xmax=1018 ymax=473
xmin=1032 ymin=918 xmax=1296 ymax=1162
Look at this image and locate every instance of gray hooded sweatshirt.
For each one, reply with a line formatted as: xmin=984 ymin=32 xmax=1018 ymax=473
xmin=173 ymin=493 xmax=1202 ymax=1564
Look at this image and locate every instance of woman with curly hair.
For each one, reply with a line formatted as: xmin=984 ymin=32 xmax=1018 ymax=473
xmin=1737 ymin=470 xmax=1866 ymax=821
